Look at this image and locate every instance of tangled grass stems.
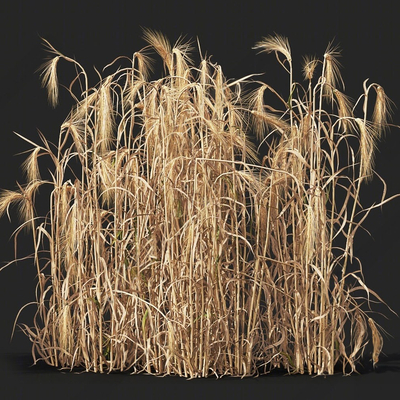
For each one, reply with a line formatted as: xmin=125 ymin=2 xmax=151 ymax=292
xmin=0 ymin=30 xmax=398 ymax=377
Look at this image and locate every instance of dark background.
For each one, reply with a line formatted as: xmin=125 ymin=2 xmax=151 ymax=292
xmin=1 ymin=0 xmax=399 ymax=398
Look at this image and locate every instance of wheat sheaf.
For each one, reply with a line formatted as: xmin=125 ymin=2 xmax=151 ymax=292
xmin=0 ymin=29 xmax=398 ymax=378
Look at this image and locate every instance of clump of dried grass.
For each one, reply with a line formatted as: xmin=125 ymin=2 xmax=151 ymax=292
xmin=0 ymin=30 xmax=397 ymax=377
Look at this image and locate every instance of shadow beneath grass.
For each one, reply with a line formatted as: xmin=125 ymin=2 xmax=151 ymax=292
xmin=357 ymin=353 xmax=400 ymax=374
xmin=2 ymin=352 xmax=400 ymax=376
xmin=2 ymin=353 xmax=62 ymax=374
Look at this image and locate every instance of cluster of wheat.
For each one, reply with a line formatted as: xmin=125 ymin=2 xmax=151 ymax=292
xmin=0 ymin=30 xmax=397 ymax=377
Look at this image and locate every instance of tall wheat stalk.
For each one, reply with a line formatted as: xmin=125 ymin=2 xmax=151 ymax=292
xmin=0 ymin=31 xmax=397 ymax=377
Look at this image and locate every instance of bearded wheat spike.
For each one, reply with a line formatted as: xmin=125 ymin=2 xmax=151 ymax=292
xmin=372 ymin=85 xmax=393 ymax=137
xmin=253 ymin=34 xmax=291 ymax=62
xmin=333 ymin=89 xmax=354 ymax=131
xmin=0 ymin=189 xmax=25 ymax=220
xmin=38 ymin=56 xmax=61 ymax=108
xmin=21 ymin=147 xmax=42 ymax=182
xmin=132 ymin=50 xmax=154 ymax=81
xmin=356 ymin=118 xmax=377 ymax=182
xmin=142 ymin=28 xmax=173 ymax=73
xmin=323 ymin=41 xmax=344 ymax=99
xmin=302 ymin=55 xmax=320 ymax=81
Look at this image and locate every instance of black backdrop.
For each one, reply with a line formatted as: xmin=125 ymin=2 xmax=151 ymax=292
xmin=1 ymin=0 xmax=399 ymax=398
